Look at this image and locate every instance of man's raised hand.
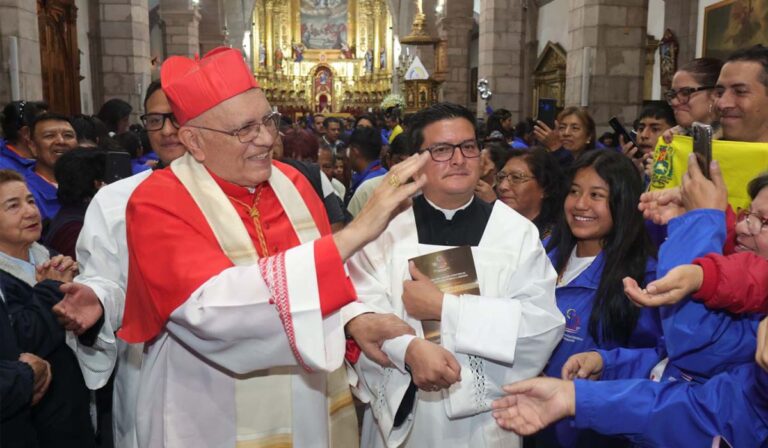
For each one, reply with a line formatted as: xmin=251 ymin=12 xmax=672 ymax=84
xmin=334 ymin=152 xmax=429 ymax=261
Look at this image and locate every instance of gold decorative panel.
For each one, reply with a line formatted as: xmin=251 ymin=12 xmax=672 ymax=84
xmin=252 ymin=0 xmax=393 ymax=116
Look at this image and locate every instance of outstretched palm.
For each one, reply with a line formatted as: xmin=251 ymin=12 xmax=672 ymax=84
xmin=492 ymin=377 xmax=574 ymax=435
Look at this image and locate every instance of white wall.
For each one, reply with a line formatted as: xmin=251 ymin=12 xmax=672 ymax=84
xmin=696 ymin=0 xmax=721 ymax=58
xmin=75 ymin=0 xmax=94 ymax=114
xmin=537 ymin=0 xmax=569 ymax=56
xmin=648 ymin=0 xmax=664 ymax=100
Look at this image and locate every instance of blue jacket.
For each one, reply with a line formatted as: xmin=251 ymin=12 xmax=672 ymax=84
xmin=0 ymin=139 xmax=34 ymax=173
xmin=24 ymin=168 xmax=59 ymax=221
xmin=597 ymin=209 xmax=762 ymax=384
xmin=544 ymin=251 xmax=662 ymax=378
xmin=658 ymin=209 xmax=761 ymax=382
xmin=510 ymin=137 xmax=529 ymax=149
xmin=538 ymin=250 xmax=662 ymax=447
xmin=574 ymin=362 xmax=768 ymax=447
xmin=347 ymin=159 xmax=386 ymax=203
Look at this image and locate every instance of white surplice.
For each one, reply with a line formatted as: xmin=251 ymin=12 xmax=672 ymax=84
xmin=66 ymin=170 xmax=152 ymax=448
xmin=124 ymin=157 xmax=356 ymax=448
xmin=136 ymin=242 xmax=347 ymax=448
xmin=343 ymin=201 xmax=565 ymax=448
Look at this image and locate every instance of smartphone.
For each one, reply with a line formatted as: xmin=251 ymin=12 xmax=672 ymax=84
xmin=608 ymin=117 xmax=639 ymax=156
xmin=692 ymin=122 xmax=713 ymax=178
xmin=104 ymin=151 xmax=133 ymax=184
xmin=536 ymin=98 xmax=557 ymax=129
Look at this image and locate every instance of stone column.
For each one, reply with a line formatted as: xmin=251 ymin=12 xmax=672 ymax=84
xmin=0 ymin=0 xmax=43 ymax=103
xmin=198 ymin=0 xmax=226 ymax=54
xmin=565 ymin=0 xmax=648 ymax=128
xmin=521 ymin=1 xmax=539 ymax=118
xmin=159 ymin=1 xmax=201 ymax=57
xmin=477 ymin=0 xmax=526 ymax=119
xmin=664 ymin=0 xmax=697 ymax=65
xmin=97 ymin=0 xmax=151 ymax=119
xmin=436 ymin=0 xmax=473 ymax=107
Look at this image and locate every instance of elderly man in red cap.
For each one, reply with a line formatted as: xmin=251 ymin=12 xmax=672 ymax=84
xmin=117 ymin=48 xmax=427 ymax=447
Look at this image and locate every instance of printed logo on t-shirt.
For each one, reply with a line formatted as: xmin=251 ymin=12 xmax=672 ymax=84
xmin=563 ymin=308 xmax=583 ymax=342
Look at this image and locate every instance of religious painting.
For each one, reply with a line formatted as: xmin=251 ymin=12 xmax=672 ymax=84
xmin=703 ymin=0 xmax=768 ymax=60
xmin=313 ymin=66 xmax=333 ymax=112
xmin=300 ymin=0 xmax=348 ymax=49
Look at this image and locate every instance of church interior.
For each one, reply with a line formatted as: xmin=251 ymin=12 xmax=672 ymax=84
xmin=0 ymin=0 xmax=755 ymax=131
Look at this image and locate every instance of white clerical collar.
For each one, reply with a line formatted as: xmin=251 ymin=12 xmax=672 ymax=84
xmin=424 ymin=196 xmax=475 ymax=220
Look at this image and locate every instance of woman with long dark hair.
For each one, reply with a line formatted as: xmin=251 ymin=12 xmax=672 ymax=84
xmin=539 ymin=150 xmax=661 ymax=447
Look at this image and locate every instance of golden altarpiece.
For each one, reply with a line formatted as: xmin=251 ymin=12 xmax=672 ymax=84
xmin=251 ymin=0 xmax=394 ymax=118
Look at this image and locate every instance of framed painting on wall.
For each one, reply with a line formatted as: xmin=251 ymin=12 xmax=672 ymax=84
xmin=703 ymin=0 xmax=768 ymax=60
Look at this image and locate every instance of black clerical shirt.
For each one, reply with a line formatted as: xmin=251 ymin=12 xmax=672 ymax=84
xmin=412 ymin=194 xmax=493 ymax=246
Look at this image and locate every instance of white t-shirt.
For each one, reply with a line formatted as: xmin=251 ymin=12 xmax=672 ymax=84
xmin=557 ymin=246 xmax=597 ymax=287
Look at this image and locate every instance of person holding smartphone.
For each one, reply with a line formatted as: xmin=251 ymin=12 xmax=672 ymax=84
xmin=618 ymin=103 xmax=676 ymax=179
xmin=534 ymin=107 xmax=597 ymax=169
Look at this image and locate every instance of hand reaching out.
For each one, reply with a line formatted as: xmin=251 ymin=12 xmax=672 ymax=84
xmin=52 ymin=282 xmax=105 ymax=335
xmin=623 ymin=264 xmax=703 ymax=308
xmin=561 ymin=351 xmax=603 ymax=381
xmin=638 ymin=187 xmax=686 ymax=225
xmin=492 ymin=377 xmax=575 ymax=435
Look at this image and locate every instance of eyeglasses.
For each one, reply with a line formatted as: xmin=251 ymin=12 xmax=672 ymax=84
xmin=496 ymin=171 xmax=536 ymax=185
xmin=737 ymin=209 xmax=768 ymax=235
xmin=664 ymin=86 xmax=714 ymax=105
xmin=186 ymin=112 xmax=281 ymax=143
xmin=422 ymin=139 xmax=481 ymax=162
xmin=140 ymin=112 xmax=179 ymax=131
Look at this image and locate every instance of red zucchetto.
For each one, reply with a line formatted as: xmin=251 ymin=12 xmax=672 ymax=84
xmin=160 ymin=47 xmax=259 ymax=125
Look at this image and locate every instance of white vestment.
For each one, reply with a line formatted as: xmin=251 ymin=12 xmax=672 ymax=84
xmin=126 ymin=156 xmax=355 ymax=448
xmin=66 ymin=169 xmax=152 ymax=448
xmin=347 ymin=176 xmax=383 ymax=217
xmin=343 ymin=201 xmax=565 ymax=448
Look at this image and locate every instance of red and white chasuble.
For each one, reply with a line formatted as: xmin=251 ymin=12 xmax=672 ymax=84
xmin=119 ymin=156 xmax=358 ymax=448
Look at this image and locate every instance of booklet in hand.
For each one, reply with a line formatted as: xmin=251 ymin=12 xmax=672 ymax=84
xmin=409 ymin=246 xmax=479 ymax=343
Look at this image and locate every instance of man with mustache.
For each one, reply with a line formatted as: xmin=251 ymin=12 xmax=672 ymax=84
xmin=715 ymin=45 xmax=768 ymax=144
xmin=25 ymin=113 xmax=78 ymax=221
xmin=342 ymin=102 xmax=564 ymax=448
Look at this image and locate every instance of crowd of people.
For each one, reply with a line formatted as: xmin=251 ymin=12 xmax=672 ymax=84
xmin=0 ymin=41 xmax=767 ymax=448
